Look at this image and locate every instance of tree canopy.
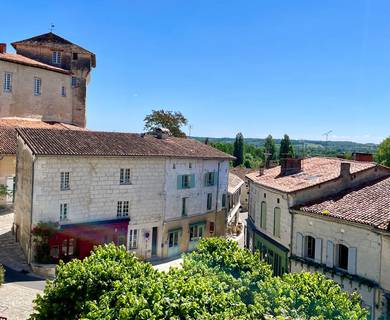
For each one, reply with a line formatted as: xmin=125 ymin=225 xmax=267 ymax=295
xmin=31 ymin=238 xmax=368 ymax=320
xmin=279 ymin=134 xmax=294 ymax=159
xmin=376 ymin=137 xmax=390 ymax=167
xmin=144 ymin=110 xmax=188 ymax=138
xmin=233 ymin=132 xmax=244 ymax=167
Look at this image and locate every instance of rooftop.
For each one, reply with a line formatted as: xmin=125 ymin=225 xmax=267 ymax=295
xmin=0 ymin=118 xmax=85 ymax=155
xmin=228 ymin=173 xmax=244 ymax=194
xmin=16 ymin=128 xmax=235 ymax=160
xmin=230 ymin=167 xmax=256 ymax=181
xmin=0 ymin=53 xmax=70 ymax=74
xmin=246 ymin=157 xmax=377 ymax=193
xmin=297 ymin=176 xmax=390 ymax=231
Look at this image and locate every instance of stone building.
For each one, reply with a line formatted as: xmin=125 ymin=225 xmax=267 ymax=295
xmin=0 ymin=32 xmax=95 ymax=127
xmin=229 ymin=167 xmax=256 ymax=211
xmin=226 ymin=172 xmax=244 ymax=235
xmin=14 ymin=128 xmax=232 ymax=263
xmin=291 ymin=176 xmax=390 ymax=319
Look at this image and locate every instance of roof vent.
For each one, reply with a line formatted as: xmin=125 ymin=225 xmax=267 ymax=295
xmin=0 ymin=43 xmax=6 ymax=54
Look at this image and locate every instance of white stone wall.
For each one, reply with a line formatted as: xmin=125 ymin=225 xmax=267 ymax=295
xmin=0 ymin=60 xmax=73 ymax=123
xmin=164 ymin=159 xmax=229 ymax=220
xmin=32 ymin=156 xmax=165 ymax=225
xmin=248 ymin=182 xmax=290 ymax=248
xmin=291 ymin=213 xmax=389 ymax=319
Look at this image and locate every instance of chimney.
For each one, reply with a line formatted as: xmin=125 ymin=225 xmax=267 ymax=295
xmin=0 ymin=43 xmax=6 ymax=54
xmin=280 ymin=158 xmax=302 ymax=176
xmin=340 ymin=162 xmax=351 ymax=178
xmin=352 ymin=152 xmax=374 ymax=162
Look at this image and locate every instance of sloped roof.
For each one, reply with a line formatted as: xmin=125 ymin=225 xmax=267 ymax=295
xmin=0 ymin=118 xmax=85 ymax=155
xmin=246 ymin=157 xmax=377 ymax=193
xmin=228 ymin=173 xmax=244 ymax=194
xmin=297 ymin=176 xmax=390 ymax=231
xmin=0 ymin=53 xmax=70 ymax=74
xmin=16 ymin=128 xmax=236 ymax=160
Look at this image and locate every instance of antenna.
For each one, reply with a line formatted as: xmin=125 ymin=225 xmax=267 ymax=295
xmin=188 ymin=124 xmax=193 ymax=137
xmin=322 ymin=130 xmax=333 ymax=149
xmin=49 ymin=23 xmax=55 ymax=32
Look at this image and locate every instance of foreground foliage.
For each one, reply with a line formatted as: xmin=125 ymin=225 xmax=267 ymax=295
xmin=0 ymin=264 xmax=4 ymax=285
xmin=31 ymin=238 xmax=368 ymax=320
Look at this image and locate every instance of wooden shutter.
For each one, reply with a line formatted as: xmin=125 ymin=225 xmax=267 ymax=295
xmin=326 ymin=240 xmax=334 ymax=267
xmin=348 ymin=247 xmax=357 ymax=274
xmin=190 ymin=174 xmax=196 ymax=188
xmin=296 ymin=233 xmax=303 ymax=257
xmin=177 ymin=175 xmax=182 ymax=189
xmin=315 ymin=238 xmax=322 ymax=263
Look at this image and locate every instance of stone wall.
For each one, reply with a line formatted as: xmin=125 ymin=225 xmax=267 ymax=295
xmin=0 ymin=155 xmax=16 ymax=205
xmin=0 ymin=60 xmax=73 ymax=123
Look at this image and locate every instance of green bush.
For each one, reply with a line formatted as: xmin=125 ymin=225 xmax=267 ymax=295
xmin=31 ymin=239 xmax=368 ymax=320
xmin=0 ymin=264 xmax=4 ymax=285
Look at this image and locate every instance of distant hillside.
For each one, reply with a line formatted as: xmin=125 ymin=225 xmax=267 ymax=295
xmin=193 ymin=137 xmax=377 ymax=155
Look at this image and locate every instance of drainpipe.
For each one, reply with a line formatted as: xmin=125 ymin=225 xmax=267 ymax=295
xmin=28 ymin=156 xmax=35 ymax=265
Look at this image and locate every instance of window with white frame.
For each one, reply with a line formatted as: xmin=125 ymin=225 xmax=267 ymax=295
xmin=120 ymin=168 xmax=131 ymax=185
xmin=204 ymin=172 xmax=215 ymax=186
xmin=189 ymin=224 xmax=205 ymax=241
xmin=117 ymin=201 xmax=129 ymax=217
xmin=52 ymin=51 xmax=61 ymax=64
xmin=60 ymin=172 xmax=70 ymax=190
xmin=128 ymin=229 xmax=138 ymax=249
xmin=3 ymin=72 xmax=12 ymax=92
xmin=336 ymin=244 xmax=349 ymax=270
xmin=34 ymin=77 xmax=42 ymax=96
xmin=60 ymin=203 xmax=68 ymax=220
xmin=61 ymin=86 xmax=66 ymax=97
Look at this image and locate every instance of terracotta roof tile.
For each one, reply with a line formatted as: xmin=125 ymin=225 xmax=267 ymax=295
xmin=0 ymin=118 xmax=85 ymax=155
xmin=0 ymin=53 xmax=69 ymax=74
xmin=228 ymin=173 xmax=244 ymax=194
xmin=246 ymin=157 xmax=376 ymax=193
xmin=16 ymin=128 xmax=235 ymax=160
xmin=297 ymin=177 xmax=390 ymax=230
xmin=230 ymin=167 xmax=256 ymax=181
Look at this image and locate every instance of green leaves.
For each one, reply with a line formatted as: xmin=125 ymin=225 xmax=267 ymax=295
xmin=30 ymin=239 xmax=368 ymax=320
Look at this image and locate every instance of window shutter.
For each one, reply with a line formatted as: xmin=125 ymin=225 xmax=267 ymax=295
xmin=204 ymin=173 xmax=207 ymax=186
xmin=315 ymin=238 xmax=322 ymax=263
xmin=190 ymin=174 xmax=195 ymax=188
xmin=212 ymin=172 xmax=215 ymax=185
xmin=348 ymin=247 xmax=357 ymax=274
xmin=296 ymin=233 xmax=303 ymax=257
xmin=261 ymin=202 xmax=267 ymax=229
xmin=177 ymin=175 xmax=182 ymax=189
xmin=326 ymin=240 xmax=334 ymax=267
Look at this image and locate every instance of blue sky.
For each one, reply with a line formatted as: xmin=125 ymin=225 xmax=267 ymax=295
xmin=3 ymin=1 xmax=390 ymax=143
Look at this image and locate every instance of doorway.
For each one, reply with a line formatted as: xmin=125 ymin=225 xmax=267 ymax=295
xmin=152 ymin=227 xmax=158 ymax=256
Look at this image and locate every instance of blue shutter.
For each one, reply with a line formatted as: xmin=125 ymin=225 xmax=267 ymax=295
xmin=314 ymin=238 xmax=322 ymax=263
xmin=212 ymin=172 xmax=216 ymax=185
xmin=190 ymin=174 xmax=195 ymax=188
xmin=177 ymin=175 xmax=182 ymax=189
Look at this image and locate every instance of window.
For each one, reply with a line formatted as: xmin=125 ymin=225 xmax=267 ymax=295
xmin=129 ymin=229 xmax=138 ymax=249
xmin=71 ymin=76 xmax=79 ymax=88
xmin=181 ymin=197 xmax=187 ymax=216
xmin=304 ymin=236 xmax=316 ymax=259
xmin=60 ymin=203 xmax=68 ymax=220
xmin=50 ymin=245 xmax=59 ymax=258
xmin=60 ymin=172 xmax=70 ymax=190
xmin=221 ymin=193 xmax=226 ymax=208
xmin=260 ymin=201 xmax=267 ymax=229
xmin=117 ymin=201 xmax=129 ymax=217
xmin=204 ymin=172 xmax=215 ymax=186
xmin=189 ymin=163 xmax=192 ymax=168
xmin=52 ymin=51 xmax=61 ymax=64
xmin=207 ymin=193 xmax=212 ymax=210
xmin=34 ymin=77 xmax=42 ymax=96
xmin=263 ymin=193 xmax=266 ymax=198
xmin=72 ymin=52 xmax=78 ymax=60
xmin=68 ymin=238 xmax=75 ymax=255
xmin=273 ymin=207 xmax=281 ymax=238
xmin=189 ymin=224 xmax=205 ymax=241
xmin=3 ymin=72 xmax=12 ymax=92
xmin=120 ymin=168 xmax=131 ymax=185
xmin=61 ymin=86 xmax=66 ymax=97
xmin=177 ymin=174 xmax=194 ymax=189
xmin=62 ymin=239 xmax=68 ymax=256
xmin=169 ymin=231 xmax=179 ymax=248
xmin=209 ymin=221 xmax=215 ymax=233
xmin=336 ymin=244 xmax=349 ymax=270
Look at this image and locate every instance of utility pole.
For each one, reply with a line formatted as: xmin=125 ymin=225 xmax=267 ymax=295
xmin=323 ymin=130 xmax=333 ymax=150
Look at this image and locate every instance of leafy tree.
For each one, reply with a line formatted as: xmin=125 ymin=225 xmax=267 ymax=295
xmin=0 ymin=185 xmax=8 ymax=197
xmin=233 ymin=132 xmax=244 ymax=167
xmin=144 ymin=109 xmax=188 ymax=138
xmin=264 ymin=134 xmax=276 ymax=166
xmin=376 ymin=137 xmax=390 ymax=167
xmin=31 ymin=239 xmax=368 ymax=320
xmin=279 ymin=134 xmax=294 ymax=159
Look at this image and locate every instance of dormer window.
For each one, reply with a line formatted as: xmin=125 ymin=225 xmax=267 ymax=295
xmin=52 ymin=51 xmax=61 ymax=64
